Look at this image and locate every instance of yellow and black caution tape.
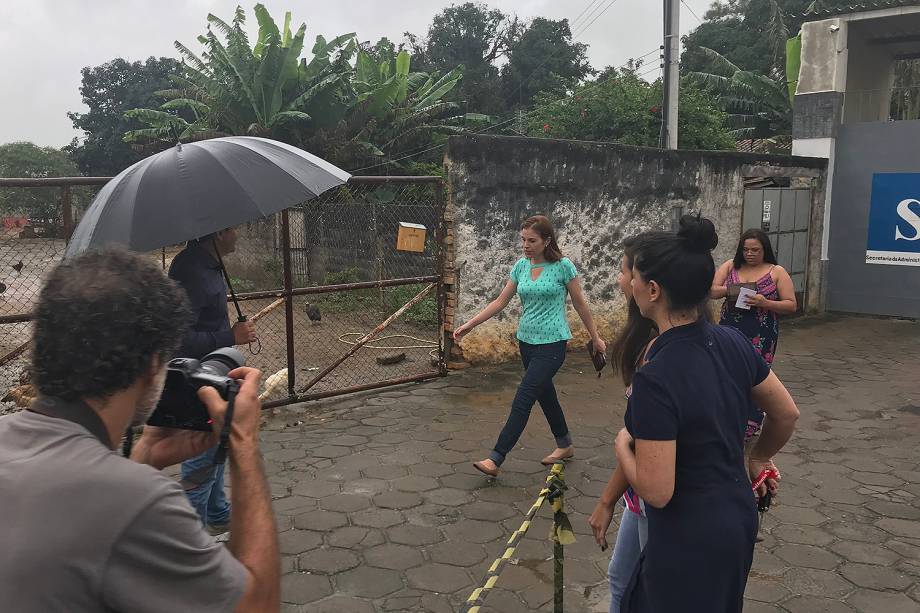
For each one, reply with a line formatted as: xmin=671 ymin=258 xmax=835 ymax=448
xmin=462 ymin=463 xmax=574 ymax=613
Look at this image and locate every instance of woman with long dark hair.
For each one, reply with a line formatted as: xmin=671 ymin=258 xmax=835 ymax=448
xmin=712 ymin=229 xmax=797 ymax=439
xmin=453 ymin=215 xmax=606 ymax=477
xmin=616 ymin=215 xmax=799 ymax=612
xmin=589 ymin=234 xmax=655 ymax=613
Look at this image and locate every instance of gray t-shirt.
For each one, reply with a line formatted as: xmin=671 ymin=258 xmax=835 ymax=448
xmin=0 ymin=410 xmax=247 ymax=612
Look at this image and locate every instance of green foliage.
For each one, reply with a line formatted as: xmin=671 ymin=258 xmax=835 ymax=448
xmin=501 ymin=18 xmax=593 ymax=109
xmin=685 ymin=48 xmax=792 ymax=139
xmin=384 ymin=283 xmax=438 ymax=328
xmin=66 ymin=57 xmax=181 ymax=175
xmin=0 ymin=142 xmax=93 ymax=231
xmin=406 ymin=2 xmax=522 ymax=115
xmin=122 ymin=4 xmax=476 ymax=173
xmin=525 ymin=70 xmax=736 ymax=151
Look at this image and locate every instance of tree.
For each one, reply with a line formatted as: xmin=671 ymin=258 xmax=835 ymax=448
xmin=525 ymin=69 xmax=736 ymax=151
xmin=66 ymin=57 xmax=180 ymax=175
xmin=0 ymin=142 xmax=91 ymax=231
xmin=405 ymin=3 xmax=522 ymax=115
xmin=124 ymin=5 xmax=356 ymax=145
xmin=501 ymin=18 xmax=593 ymax=109
xmin=685 ymin=48 xmax=792 ymax=140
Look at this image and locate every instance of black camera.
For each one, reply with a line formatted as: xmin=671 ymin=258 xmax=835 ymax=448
xmin=147 ymin=348 xmax=246 ymax=431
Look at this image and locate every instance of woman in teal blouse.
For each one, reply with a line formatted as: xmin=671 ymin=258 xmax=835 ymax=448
xmin=454 ymin=215 xmax=606 ymax=477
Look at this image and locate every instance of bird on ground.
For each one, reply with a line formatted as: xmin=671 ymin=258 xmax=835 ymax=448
xmin=304 ymin=302 xmax=322 ymax=324
xmin=12 ymin=261 xmax=23 ymax=274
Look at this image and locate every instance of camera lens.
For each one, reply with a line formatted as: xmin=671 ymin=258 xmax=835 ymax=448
xmin=198 ymin=347 xmax=247 ymax=377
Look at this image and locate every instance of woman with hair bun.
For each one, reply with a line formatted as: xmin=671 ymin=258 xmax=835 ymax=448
xmin=615 ymin=215 xmax=799 ymax=613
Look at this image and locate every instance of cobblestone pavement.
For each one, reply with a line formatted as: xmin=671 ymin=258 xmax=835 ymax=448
xmin=255 ymin=315 xmax=920 ymax=612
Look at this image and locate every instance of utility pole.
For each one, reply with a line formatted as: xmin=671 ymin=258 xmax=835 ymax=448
xmin=659 ymin=0 xmax=680 ymax=149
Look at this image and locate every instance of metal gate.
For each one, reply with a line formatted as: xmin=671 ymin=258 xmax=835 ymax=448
xmin=742 ymin=188 xmax=812 ymax=300
xmin=0 ymin=176 xmax=447 ymax=414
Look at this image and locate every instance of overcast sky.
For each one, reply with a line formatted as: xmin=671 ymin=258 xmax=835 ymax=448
xmin=0 ymin=0 xmax=712 ymax=148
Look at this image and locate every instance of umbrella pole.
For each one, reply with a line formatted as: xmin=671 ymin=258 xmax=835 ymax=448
xmin=212 ymin=238 xmax=246 ymax=322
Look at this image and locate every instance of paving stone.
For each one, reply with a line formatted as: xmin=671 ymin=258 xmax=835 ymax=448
xmin=775 ymin=544 xmax=842 ymax=570
xmin=781 ymin=568 xmax=857 ymax=598
xmin=294 ymin=509 xmax=348 ymax=532
xmin=291 ymin=479 xmax=341 ymax=499
xmin=278 ymin=529 xmax=323 ymax=555
xmin=830 ymin=541 xmax=901 ymax=566
xmin=424 ymin=487 xmax=475 ymax=506
xmin=847 ymin=589 xmax=920 ymax=613
xmin=839 ymin=563 xmax=913 ymax=590
xmin=393 ymin=475 xmax=440 ymax=492
xmin=328 ymin=526 xmax=386 ymax=549
xmin=364 ymin=543 xmax=425 ymax=570
xmin=877 ymin=518 xmax=920 ymax=539
xmin=309 ymin=595 xmax=376 ymax=613
xmin=281 ymin=572 xmax=333 ymax=604
xmin=372 ymin=490 xmax=423 ymax=509
xmin=773 ymin=524 xmax=836 ymax=546
xmin=868 ymin=500 xmax=920 ymax=520
xmin=408 ymin=462 xmax=455 ymax=478
xmin=388 ymin=524 xmax=443 ymax=546
xmin=851 ymin=472 xmax=906 ymax=487
xmin=351 ymin=508 xmax=405 ymax=529
xmin=297 ymin=548 xmax=360 ymax=575
xmin=427 ymin=540 xmax=489 ymax=566
xmin=406 ymin=562 xmax=472 ymax=592
xmin=771 ymin=504 xmax=829 ymax=526
xmin=744 ymin=576 xmax=789 ymax=603
xmin=266 ymin=447 xmax=309 ymax=462
xmin=362 ymin=463 xmax=408 ymax=479
xmin=336 ymin=566 xmax=405 ymax=598
xmin=462 ymin=500 xmax=518 ymax=522
xmin=319 ymin=494 xmax=372 ymax=513
xmin=781 ymin=596 xmax=856 ymax=613
xmin=444 ymin=519 xmax=506 ymax=544
xmin=311 ymin=445 xmax=352 ymax=458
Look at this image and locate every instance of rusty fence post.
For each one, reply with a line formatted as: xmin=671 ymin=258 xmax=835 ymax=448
xmin=280 ymin=209 xmax=296 ymax=398
xmin=435 ymin=178 xmax=449 ymax=374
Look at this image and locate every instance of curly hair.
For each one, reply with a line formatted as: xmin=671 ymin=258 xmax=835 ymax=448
xmin=32 ymin=248 xmax=191 ymax=401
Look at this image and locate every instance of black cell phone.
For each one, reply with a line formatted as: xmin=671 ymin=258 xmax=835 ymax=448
xmin=587 ymin=340 xmax=607 ymax=377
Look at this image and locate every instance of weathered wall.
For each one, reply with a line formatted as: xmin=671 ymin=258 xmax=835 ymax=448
xmin=443 ymin=135 xmax=827 ymax=364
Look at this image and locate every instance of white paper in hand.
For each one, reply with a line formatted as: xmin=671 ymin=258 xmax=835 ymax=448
xmin=735 ymin=287 xmax=757 ymax=310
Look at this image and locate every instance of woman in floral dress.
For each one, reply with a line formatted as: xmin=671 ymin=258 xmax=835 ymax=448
xmin=712 ymin=229 xmax=797 ymax=439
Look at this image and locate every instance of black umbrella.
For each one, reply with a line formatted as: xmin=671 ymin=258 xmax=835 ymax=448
xmin=65 ymin=136 xmax=351 ymax=318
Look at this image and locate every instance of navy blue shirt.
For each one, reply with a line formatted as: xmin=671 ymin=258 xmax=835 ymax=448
xmin=625 ymin=319 xmax=770 ymax=492
xmin=168 ymin=243 xmax=234 ymax=359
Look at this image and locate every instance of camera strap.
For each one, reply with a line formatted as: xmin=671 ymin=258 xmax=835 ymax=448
xmin=28 ymin=396 xmax=113 ymax=449
xmin=180 ymin=382 xmax=240 ymax=489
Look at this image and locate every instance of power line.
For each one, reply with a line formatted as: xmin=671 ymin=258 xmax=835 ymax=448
xmin=570 ymin=0 xmax=606 ymax=33
xmin=574 ymin=0 xmax=624 ymax=40
xmin=681 ymin=0 xmax=704 ymax=24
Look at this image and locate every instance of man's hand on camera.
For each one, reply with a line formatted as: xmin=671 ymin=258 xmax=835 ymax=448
xmin=131 ymin=427 xmax=217 ymax=470
xmin=198 ymin=366 xmax=263 ymax=449
xmin=232 ymin=321 xmax=257 ymax=345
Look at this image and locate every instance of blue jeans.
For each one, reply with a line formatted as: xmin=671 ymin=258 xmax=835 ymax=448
xmin=489 ymin=340 xmax=571 ymax=466
xmin=608 ymin=503 xmax=648 ymax=613
xmin=181 ymin=446 xmax=230 ymax=526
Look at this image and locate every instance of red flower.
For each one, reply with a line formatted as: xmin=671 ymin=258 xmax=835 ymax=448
xmin=543 ymin=123 xmax=551 ymax=132
xmin=649 ymin=105 xmax=660 ymax=114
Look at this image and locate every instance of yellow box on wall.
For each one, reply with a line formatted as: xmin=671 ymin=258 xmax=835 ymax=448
xmin=397 ymin=222 xmax=427 ymax=253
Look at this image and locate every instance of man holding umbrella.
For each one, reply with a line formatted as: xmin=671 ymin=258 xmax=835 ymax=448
xmin=170 ymin=226 xmax=258 ymax=533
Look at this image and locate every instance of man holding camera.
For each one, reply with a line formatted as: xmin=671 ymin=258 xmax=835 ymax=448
xmin=169 ymin=228 xmax=257 ymax=533
xmin=0 ymin=249 xmax=279 ymax=612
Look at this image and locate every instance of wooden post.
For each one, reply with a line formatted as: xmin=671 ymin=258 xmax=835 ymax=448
xmin=280 ymin=210 xmax=296 ymax=398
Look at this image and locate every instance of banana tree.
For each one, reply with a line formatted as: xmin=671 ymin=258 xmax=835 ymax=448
xmin=125 ymin=4 xmax=355 ymax=144
xmin=337 ymin=46 xmax=488 ymax=169
xmin=684 ymin=47 xmax=791 ymax=140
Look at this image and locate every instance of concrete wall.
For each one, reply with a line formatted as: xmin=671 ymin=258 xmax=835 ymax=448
xmin=443 ymin=135 xmax=828 ymax=364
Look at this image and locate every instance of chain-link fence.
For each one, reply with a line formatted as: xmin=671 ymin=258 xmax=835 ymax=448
xmin=0 ymin=176 xmax=447 ymax=414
